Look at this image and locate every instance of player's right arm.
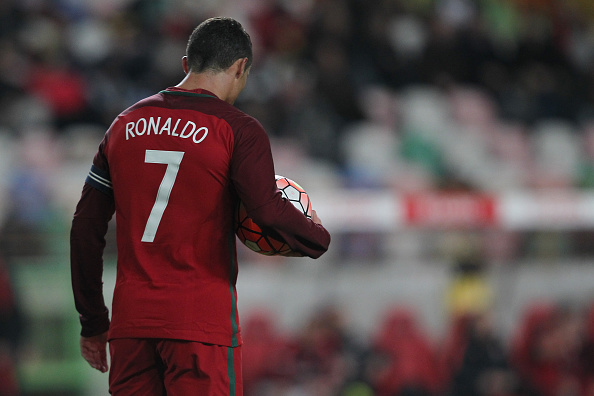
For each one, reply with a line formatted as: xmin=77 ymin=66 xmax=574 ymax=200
xmin=70 ymin=137 xmax=114 ymax=338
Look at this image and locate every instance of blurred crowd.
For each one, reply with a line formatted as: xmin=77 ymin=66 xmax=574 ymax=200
xmin=1 ymin=0 xmax=594 ymax=260
xmin=2 ymin=0 xmax=594 ymax=234
xmin=238 ymin=256 xmax=594 ymax=396
xmin=3 ymin=0 xmax=594 ymax=395
xmin=2 ymin=0 xmax=594 ymax=256
xmin=2 ymin=0 xmax=594 ymax=192
xmin=241 ymin=298 xmax=594 ymax=396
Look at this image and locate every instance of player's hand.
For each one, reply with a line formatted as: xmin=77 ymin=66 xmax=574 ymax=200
xmin=311 ymin=209 xmax=323 ymax=225
xmin=80 ymin=332 xmax=109 ymax=373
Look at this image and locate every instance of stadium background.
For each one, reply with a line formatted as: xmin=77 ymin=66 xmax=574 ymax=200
xmin=2 ymin=0 xmax=594 ymax=395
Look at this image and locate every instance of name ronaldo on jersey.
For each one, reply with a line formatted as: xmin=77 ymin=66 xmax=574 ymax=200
xmin=125 ymin=117 xmax=209 ymax=144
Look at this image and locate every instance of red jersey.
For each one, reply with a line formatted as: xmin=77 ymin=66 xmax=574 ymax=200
xmin=70 ymin=87 xmax=331 ymax=347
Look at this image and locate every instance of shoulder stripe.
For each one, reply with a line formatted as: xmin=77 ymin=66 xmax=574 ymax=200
xmin=89 ymin=171 xmax=112 ymax=188
xmin=86 ymin=165 xmax=113 ymax=196
xmin=88 ymin=172 xmax=112 ymax=189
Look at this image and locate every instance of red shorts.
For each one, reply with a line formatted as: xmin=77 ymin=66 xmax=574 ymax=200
xmin=108 ymin=338 xmax=242 ymax=396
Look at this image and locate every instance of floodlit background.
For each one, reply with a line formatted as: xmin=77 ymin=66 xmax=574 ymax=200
xmin=2 ymin=0 xmax=594 ymax=395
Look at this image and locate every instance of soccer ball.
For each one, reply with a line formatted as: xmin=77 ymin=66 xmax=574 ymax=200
xmin=235 ymin=175 xmax=312 ymax=256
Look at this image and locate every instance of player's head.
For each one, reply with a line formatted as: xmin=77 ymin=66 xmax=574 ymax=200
xmin=186 ymin=17 xmax=253 ymax=74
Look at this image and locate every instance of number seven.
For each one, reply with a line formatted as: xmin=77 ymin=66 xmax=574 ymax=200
xmin=142 ymin=150 xmax=184 ymax=242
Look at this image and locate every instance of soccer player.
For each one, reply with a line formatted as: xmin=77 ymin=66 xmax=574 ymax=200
xmin=70 ymin=17 xmax=331 ymax=396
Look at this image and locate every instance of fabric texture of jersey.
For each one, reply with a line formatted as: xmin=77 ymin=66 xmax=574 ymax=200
xmin=71 ymin=87 xmax=331 ymax=346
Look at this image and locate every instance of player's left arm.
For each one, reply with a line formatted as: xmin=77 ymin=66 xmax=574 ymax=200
xmin=230 ymin=117 xmax=330 ymax=258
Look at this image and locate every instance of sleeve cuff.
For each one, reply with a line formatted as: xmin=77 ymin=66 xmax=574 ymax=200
xmin=80 ymin=309 xmax=110 ymax=337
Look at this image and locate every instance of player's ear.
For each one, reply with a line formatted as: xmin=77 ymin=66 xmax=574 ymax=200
xmin=182 ymin=56 xmax=189 ymax=74
xmin=234 ymin=57 xmax=249 ymax=79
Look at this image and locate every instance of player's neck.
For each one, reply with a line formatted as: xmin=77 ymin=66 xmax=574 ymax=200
xmin=175 ymin=72 xmax=234 ymax=103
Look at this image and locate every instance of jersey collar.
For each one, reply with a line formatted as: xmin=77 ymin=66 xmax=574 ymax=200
xmin=160 ymin=87 xmax=218 ymax=99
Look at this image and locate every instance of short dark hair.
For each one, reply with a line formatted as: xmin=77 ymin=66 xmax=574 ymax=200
xmin=186 ymin=17 xmax=253 ymax=73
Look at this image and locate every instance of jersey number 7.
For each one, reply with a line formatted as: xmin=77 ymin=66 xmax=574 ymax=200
xmin=141 ymin=150 xmax=184 ymax=243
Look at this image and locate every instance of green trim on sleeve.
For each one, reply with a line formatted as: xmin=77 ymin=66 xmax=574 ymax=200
xmin=227 ymin=229 xmax=239 ymax=347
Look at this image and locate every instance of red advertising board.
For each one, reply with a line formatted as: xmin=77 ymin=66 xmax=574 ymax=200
xmin=404 ymin=193 xmax=497 ymax=228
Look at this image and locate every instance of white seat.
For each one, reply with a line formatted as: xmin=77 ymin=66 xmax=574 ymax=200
xmin=531 ymin=119 xmax=582 ymax=187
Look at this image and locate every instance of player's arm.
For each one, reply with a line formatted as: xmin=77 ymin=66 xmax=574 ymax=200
xmin=230 ymin=118 xmax=330 ymax=258
xmin=247 ymin=187 xmax=331 ymax=258
xmin=70 ymin=142 xmax=115 ymax=339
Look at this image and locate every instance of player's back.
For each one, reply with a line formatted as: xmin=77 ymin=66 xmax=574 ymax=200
xmin=102 ymin=88 xmax=247 ymax=346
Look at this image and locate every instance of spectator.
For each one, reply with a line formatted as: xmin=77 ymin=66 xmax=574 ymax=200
xmin=0 ymin=257 xmax=22 ymax=396
xmin=242 ymin=309 xmax=296 ymax=396
xmin=368 ymin=306 xmax=441 ymax=396
xmin=443 ymin=311 xmax=517 ymax=396
xmin=292 ymin=305 xmax=363 ymax=396
xmin=510 ymin=302 xmax=584 ymax=396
